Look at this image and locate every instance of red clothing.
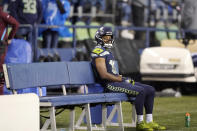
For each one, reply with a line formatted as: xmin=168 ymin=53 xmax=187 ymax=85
xmin=0 ymin=6 xmax=19 ymax=41
xmin=0 ymin=6 xmax=19 ymax=94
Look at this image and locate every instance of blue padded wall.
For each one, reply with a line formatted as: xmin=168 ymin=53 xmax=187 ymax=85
xmin=7 ymin=62 xmax=69 ymax=89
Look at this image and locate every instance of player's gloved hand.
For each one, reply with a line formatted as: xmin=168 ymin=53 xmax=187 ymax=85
xmin=122 ymin=77 xmax=135 ymax=85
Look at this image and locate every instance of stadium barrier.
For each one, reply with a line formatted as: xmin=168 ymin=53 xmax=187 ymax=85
xmin=23 ymin=24 xmax=197 ymax=57
xmin=35 ymin=24 xmax=182 ymax=48
xmin=34 ymin=24 xmax=182 ymax=62
xmin=3 ymin=61 xmax=136 ymax=131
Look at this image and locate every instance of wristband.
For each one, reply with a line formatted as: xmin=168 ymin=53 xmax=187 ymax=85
xmin=122 ymin=77 xmax=135 ymax=85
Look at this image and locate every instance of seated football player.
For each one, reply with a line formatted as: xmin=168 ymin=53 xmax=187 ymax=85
xmin=91 ymin=26 xmax=166 ymax=131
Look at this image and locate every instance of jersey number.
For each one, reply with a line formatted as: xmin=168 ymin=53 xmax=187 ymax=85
xmin=109 ymin=60 xmax=118 ymax=74
xmin=23 ymin=0 xmax=37 ymax=14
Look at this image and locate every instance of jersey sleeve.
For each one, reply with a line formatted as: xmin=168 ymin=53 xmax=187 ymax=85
xmin=0 ymin=11 xmax=19 ymax=40
xmin=91 ymin=47 xmax=109 ymax=58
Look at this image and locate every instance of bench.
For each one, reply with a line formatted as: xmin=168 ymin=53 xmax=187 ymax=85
xmin=3 ymin=61 xmax=136 ymax=131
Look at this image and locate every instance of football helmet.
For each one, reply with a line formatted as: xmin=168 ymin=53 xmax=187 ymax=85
xmin=95 ymin=26 xmax=114 ymax=48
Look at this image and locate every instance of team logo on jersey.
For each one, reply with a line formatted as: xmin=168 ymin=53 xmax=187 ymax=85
xmin=92 ymin=48 xmax=104 ymax=55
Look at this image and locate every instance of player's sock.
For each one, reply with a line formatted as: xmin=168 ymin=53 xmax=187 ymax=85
xmin=146 ymin=114 xmax=153 ymax=123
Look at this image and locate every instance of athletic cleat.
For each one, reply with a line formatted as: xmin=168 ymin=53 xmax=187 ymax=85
xmin=136 ymin=121 xmax=153 ymax=131
xmin=146 ymin=122 xmax=166 ymax=130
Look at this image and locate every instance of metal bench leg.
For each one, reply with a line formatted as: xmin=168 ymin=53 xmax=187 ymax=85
xmin=102 ymin=104 xmax=107 ymax=131
xmin=75 ymin=109 xmax=85 ymax=127
xmin=131 ymin=104 xmax=136 ymax=127
xmin=41 ymin=119 xmax=51 ymax=131
xmin=106 ymin=104 xmax=117 ymax=125
xmin=50 ymin=107 xmax=57 ymax=131
xmin=69 ymin=108 xmax=75 ymax=131
xmin=85 ymin=104 xmax=92 ymax=131
xmin=116 ymin=102 xmax=124 ymax=131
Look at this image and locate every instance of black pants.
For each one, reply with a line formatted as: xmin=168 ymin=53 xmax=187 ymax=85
xmin=132 ymin=5 xmax=145 ymax=40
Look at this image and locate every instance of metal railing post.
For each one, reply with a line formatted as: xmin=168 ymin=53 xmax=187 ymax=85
xmin=33 ymin=25 xmax=38 ymax=61
xmin=145 ymin=28 xmax=150 ymax=48
xmin=73 ymin=27 xmax=77 ymax=48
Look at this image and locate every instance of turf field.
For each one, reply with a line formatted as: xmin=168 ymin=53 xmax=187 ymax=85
xmin=41 ymin=95 xmax=197 ymax=131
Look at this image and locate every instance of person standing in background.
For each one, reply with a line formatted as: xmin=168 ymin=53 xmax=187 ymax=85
xmin=119 ymin=0 xmax=135 ymax=40
xmin=8 ymin=0 xmax=43 ymax=60
xmin=41 ymin=0 xmax=71 ymax=49
xmin=1 ymin=0 xmax=11 ymax=13
xmin=132 ymin=0 xmax=147 ymax=40
xmin=181 ymin=0 xmax=197 ymax=46
xmin=0 ymin=3 xmax=19 ymax=94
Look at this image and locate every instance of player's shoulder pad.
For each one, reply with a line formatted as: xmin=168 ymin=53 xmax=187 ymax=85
xmin=92 ymin=46 xmax=105 ymax=55
xmin=91 ymin=46 xmax=110 ymax=57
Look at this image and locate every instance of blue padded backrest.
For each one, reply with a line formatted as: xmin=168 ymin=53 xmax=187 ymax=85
xmin=67 ymin=61 xmax=95 ymax=85
xmin=6 ymin=62 xmax=69 ymax=89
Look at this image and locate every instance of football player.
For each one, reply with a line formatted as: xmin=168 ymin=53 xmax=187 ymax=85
xmin=91 ymin=26 xmax=166 ymax=131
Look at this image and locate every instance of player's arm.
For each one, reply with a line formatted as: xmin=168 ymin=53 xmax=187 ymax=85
xmin=95 ymin=57 xmax=122 ymax=82
xmin=1 ymin=12 xmax=19 ymax=43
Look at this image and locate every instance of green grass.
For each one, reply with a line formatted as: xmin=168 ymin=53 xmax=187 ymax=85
xmin=41 ymin=95 xmax=197 ymax=131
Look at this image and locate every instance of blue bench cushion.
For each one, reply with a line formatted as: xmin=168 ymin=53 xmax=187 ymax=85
xmin=104 ymin=93 xmax=130 ymax=102
xmin=40 ymin=93 xmax=136 ymax=107
xmin=40 ymin=94 xmax=106 ymax=106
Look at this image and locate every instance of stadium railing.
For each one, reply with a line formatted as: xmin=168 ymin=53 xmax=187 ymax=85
xmin=3 ymin=61 xmax=136 ymax=131
xmin=35 ymin=24 xmax=181 ymax=47
xmin=28 ymin=23 xmax=197 ymax=62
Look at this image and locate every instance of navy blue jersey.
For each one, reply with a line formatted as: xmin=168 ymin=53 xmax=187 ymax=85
xmin=91 ymin=45 xmax=119 ymax=84
xmin=8 ymin=0 xmax=43 ymax=25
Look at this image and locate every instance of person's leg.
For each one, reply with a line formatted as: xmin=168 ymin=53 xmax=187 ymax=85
xmin=106 ymin=82 xmax=145 ymax=115
xmin=135 ymin=82 xmax=155 ymax=124
xmin=0 ymin=45 xmax=7 ymax=95
xmin=16 ymin=27 xmax=32 ymax=43
xmin=121 ymin=2 xmax=131 ymax=24
xmin=96 ymin=0 xmax=106 ymax=12
xmin=51 ymin=31 xmax=59 ymax=48
xmin=26 ymin=27 xmax=33 ymax=45
xmin=135 ymin=82 xmax=155 ymax=115
xmin=106 ymin=82 xmax=153 ymax=131
xmin=132 ymin=4 xmax=145 ymax=40
xmin=43 ymin=29 xmax=52 ymax=48
xmin=135 ymin=82 xmax=166 ymax=130
xmin=0 ymin=77 xmax=4 ymax=95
